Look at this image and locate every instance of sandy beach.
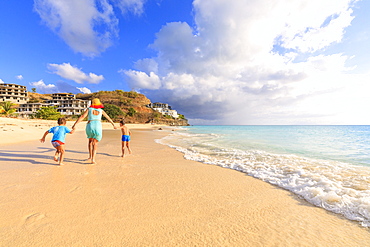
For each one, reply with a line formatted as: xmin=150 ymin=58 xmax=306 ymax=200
xmin=0 ymin=117 xmax=369 ymax=246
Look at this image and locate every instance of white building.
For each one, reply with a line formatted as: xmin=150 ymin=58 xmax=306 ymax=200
xmin=0 ymin=83 xmax=28 ymax=104
xmin=17 ymin=102 xmax=51 ymax=118
xmin=147 ymin=102 xmax=179 ymax=119
xmin=46 ymin=93 xmax=90 ymax=115
xmin=17 ymin=93 xmax=90 ymax=117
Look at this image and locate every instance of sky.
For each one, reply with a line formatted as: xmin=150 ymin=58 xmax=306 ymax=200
xmin=1 ymin=0 xmax=370 ymax=125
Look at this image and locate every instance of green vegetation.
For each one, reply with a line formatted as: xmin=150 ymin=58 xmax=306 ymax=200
xmin=153 ymin=111 xmax=161 ymax=119
xmin=28 ymin=99 xmax=41 ymax=103
xmin=103 ymin=103 xmax=124 ymax=120
xmin=24 ymin=89 xmax=188 ymax=125
xmin=120 ymin=98 xmax=133 ymax=106
xmin=33 ymin=106 xmax=62 ymax=120
xmin=0 ymin=101 xmax=16 ymax=116
xmin=126 ymin=91 xmax=138 ymax=98
xmin=127 ymin=107 xmax=137 ymax=117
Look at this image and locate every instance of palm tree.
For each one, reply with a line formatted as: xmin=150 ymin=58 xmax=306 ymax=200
xmin=0 ymin=101 xmax=16 ymax=116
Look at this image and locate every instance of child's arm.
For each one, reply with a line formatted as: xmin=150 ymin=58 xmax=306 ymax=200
xmin=69 ymin=128 xmax=75 ymax=134
xmin=40 ymin=130 xmax=49 ymax=143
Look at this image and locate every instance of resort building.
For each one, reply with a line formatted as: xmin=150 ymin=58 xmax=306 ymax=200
xmin=17 ymin=93 xmax=90 ymax=117
xmin=147 ymin=102 xmax=179 ymax=119
xmin=45 ymin=93 xmax=90 ymax=115
xmin=0 ymin=83 xmax=28 ymax=104
xmin=17 ymin=102 xmax=51 ymax=118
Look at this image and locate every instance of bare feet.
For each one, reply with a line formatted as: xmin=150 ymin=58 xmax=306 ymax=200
xmin=58 ymin=163 xmax=65 ymax=166
xmin=53 ymin=156 xmax=58 ymax=162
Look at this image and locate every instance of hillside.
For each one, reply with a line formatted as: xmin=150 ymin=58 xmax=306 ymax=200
xmin=25 ymin=90 xmax=188 ymax=125
xmin=28 ymin=92 xmax=52 ymax=102
xmin=76 ymin=90 xmax=189 ymax=126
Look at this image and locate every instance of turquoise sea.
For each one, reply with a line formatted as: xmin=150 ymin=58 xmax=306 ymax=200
xmin=157 ymin=125 xmax=370 ymax=227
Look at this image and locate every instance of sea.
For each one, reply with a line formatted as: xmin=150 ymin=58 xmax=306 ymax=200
xmin=156 ymin=125 xmax=370 ymax=227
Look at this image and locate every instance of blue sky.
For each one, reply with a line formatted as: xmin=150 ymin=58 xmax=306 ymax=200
xmin=1 ymin=0 xmax=370 ymax=125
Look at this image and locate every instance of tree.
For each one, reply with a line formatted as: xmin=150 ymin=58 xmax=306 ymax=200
xmin=0 ymin=101 xmax=16 ymax=116
xmin=127 ymin=107 xmax=137 ymax=117
xmin=103 ymin=103 xmax=123 ymax=120
xmin=34 ymin=106 xmax=62 ymax=120
xmin=31 ymin=88 xmax=36 ymax=93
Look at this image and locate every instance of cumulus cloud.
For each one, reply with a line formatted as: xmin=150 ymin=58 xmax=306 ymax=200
xmin=48 ymin=63 xmax=104 ymax=84
xmin=16 ymin=75 xmax=23 ymax=80
xmin=34 ymin=0 xmax=146 ymax=57
xmin=121 ymin=0 xmax=361 ymax=124
xmin=77 ymin=87 xmax=92 ymax=94
xmin=30 ymin=80 xmax=57 ymax=94
xmin=111 ymin=0 xmax=146 ymax=15
xmin=30 ymin=80 xmax=92 ymax=94
xmin=0 ymin=79 xmax=5 ymax=84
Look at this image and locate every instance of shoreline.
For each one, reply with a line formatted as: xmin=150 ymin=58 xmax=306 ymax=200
xmin=0 ymin=116 xmax=165 ymax=145
xmin=0 ymin=118 xmax=369 ymax=246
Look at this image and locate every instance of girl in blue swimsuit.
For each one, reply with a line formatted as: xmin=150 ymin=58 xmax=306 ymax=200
xmin=72 ymin=98 xmax=116 ymax=164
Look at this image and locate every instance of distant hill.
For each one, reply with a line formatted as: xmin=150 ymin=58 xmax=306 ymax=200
xmin=27 ymin=90 xmax=188 ymax=125
xmin=28 ymin=92 xmax=52 ymax=102
xmin=76 ymin=90 xmax=189 ymax=126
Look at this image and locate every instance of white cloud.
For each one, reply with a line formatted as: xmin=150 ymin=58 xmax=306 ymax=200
xmin=0 ymin=79 xmax=4 ymax=84
xmin=122 ymin=0 xmax=363 ymax=124
xmin=30 ymin=80 xmax=57 ymax=94
xmin=123 ymin=70 xmax=161 ymax=90
xmin=16 ymin=75 xmax=23 ymax=80
xmin=111 ymin=0 xmax=146 ymax=15
xmin=48 ymin=63 xmax=104 ymax=84
xmin=30 ymin=80 xmax=92 ymax=94
xmin=34 ymin=0 xmax=146 ymax=57
xmin=77 ymin=87 xmax=92 ymax=94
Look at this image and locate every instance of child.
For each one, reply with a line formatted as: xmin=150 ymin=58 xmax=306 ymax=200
xmin=118 ymin=119 xmax=132 ymax=157
xmin=40 ymin=117 xmax=75 ymax=166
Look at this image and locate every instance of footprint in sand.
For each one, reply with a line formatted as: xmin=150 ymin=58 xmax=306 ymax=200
xmin=69 ymin=186 xmax=82 ymax=193
xmin=23 ymin=212 xmax=46 ymax=227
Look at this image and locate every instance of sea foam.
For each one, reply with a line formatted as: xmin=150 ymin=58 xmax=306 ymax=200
xmin=156 ymin=131 xmax=370 ymax=227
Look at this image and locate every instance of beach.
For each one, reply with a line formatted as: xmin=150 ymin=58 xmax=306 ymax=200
xmin=0 ymin=118 xmax=369 ymax=246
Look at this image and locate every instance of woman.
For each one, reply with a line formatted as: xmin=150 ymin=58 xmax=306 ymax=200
xmin=72 ymin=98 xmax=116 ymax=164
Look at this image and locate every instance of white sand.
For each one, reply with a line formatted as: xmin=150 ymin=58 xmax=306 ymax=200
xmin=0 ymin=117 xmax=369 ymax=246
xmin=0 ymin=117 xmax=162 ymax=144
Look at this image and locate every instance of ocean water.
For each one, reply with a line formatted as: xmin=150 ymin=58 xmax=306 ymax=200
xmin=157 ymin=125 xmax=370 ymax=227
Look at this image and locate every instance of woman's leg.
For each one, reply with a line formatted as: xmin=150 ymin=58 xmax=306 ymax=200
xmin=91 ymin=138 xmax=99 ymax=164
xmin=88 ymin=138 xmax=93 ymax=160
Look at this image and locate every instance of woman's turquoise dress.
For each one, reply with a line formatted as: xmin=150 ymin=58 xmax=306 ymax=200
xmin=86 ymin=108 xmax=103 ymax=141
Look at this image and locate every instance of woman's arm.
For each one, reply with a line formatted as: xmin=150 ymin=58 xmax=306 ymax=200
xmin=102 ymin=110 xmax=117 ymax=129
xmin=72 ymin=109 xmax=89 ymax=129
